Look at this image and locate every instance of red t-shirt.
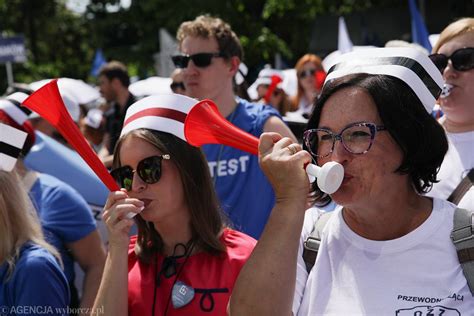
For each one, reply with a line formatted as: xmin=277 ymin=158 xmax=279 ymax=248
xmin=127 ymin=228 xmax=256 ymax=316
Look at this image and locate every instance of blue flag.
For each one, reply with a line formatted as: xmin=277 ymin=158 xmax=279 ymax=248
xmin=90 ymin=49 xmax=106 ymax=77
xmin=408 ymin=0 xmax=432 ymax=52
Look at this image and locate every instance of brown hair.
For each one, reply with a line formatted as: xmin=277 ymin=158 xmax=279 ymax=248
xmin=432 ymin=17 xmax=474 ymax=53
xmin=0 ymin=170 xmax=62 ymax=280
xmin=113 ymin=129 xmax=226 ymax=263
xmin=177 ymin=15 xmax=243 ymax=61
xmin=98 ymin=60 xmax=130 ymax=87
xmin=291 ymin=54 xmax=324 ymax=111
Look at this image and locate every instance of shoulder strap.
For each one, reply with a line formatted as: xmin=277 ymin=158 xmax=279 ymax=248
xmin=451 ymin=207 xmax=474 ymax=295
xmin=448 ymin=169 xmax=474 ymax=205
xmin=302 ymin=212 xmax=332 ymax=273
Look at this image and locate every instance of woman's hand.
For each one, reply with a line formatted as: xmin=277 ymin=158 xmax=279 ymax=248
xmin=259 ymin=132 xmax=312 ymax=204
xmin=102 ymin=189 xmax=143 ymax=249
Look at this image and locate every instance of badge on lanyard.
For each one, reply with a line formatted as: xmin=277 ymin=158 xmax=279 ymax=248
xmin=172 ymin=281 xmax=195 ymax=308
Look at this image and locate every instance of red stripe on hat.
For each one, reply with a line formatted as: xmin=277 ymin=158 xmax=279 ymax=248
xmin=124 ymin=108 xmax=187 ymax=127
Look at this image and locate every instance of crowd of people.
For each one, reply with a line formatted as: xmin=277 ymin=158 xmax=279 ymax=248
xmin=0 ymin=13 xmax=472 ymax=316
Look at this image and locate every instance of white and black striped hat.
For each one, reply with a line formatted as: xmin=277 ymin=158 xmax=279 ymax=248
xmin=120 ymin=94 xmax=199 ymax=141
xmin=324 ymin=47 xmax=443 ymax=113
xmin=0 ymin=123 xmax=27 ymax=172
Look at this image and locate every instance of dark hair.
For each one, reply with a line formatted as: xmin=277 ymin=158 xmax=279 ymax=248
xmin=306 ymin=73 xmax=448 ymax=205
xmin=113 ymin=130 xmax=226 ymax=263
xmin=177 ymin=15 xmax=243 ymax=61
xmin=98 ymin=61 xmax=130 ymax=87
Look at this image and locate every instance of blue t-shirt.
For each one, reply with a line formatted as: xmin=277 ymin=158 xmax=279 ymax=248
xmin=0 ymin=243 xmax=69 ymax=315
xmin=202 ymin=98 xmax=281 ymax=239
xmin=28 ymin=173 xmax=97 ymax=284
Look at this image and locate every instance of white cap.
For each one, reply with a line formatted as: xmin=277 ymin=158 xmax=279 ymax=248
xmin=84 ymin=109 xmax=104 ymax=129
xmin=247 ymin=68 xmax=284 ymax=100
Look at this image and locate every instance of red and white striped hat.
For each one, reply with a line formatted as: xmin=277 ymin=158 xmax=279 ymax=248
xmin=120 ymin=94 xmax=199 ymax=141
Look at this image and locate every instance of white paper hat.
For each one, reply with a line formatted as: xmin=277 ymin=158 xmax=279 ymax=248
xmin=324 ymin=47 xmax=443 ymax=113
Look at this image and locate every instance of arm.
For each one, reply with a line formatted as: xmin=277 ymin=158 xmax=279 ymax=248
xmin=92 ymin=190 xmax=143 ymax=316
xmin=67 ymin=230 xmax=106 ymax=315
xmin=229 ymin=133 xmax=311 ymax=316
xmin=263 ymin=116 xmax=298 ymax=143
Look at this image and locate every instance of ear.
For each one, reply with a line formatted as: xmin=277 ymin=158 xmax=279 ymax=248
xmin=228 ymin=56 xmax=240 ymax=76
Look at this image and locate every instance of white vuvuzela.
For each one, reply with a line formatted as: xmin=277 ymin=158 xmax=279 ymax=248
xmin=306 ymin=161 xmax=344 ymax=194
xmin=125 ymin=205 xmax=145 ymax=219
xmin=440 ymin=83 xmax=453 ymax=98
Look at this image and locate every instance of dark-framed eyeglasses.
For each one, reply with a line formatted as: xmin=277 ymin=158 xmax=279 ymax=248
xmin=171 ymin=52 xmax=226 ymax=68
xmin=303 ymin=122 xmax=387 ymax=158
xmin=170 ymin=81 xmax=185 ymax=91
xmin=299 ymin=68 xmax=317 ymax=79
xmin=429 ymin=47 xmax=474 ymax=74
xmin=110 ymin=154 xmax=171 ymax=191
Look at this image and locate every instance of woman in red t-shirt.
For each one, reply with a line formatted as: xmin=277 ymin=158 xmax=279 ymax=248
xmin=92 ymin=95 xmax=256 ymax=316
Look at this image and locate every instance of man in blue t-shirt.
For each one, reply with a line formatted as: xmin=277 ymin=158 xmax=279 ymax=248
xmin=174 ymin=16 xmax=296 ymax=239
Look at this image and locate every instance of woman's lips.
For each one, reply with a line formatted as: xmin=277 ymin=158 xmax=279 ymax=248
xmin=140 ymin=199 xmax=152 ymax=208
xmin=341 ymin=174 xmax=353 ymax=185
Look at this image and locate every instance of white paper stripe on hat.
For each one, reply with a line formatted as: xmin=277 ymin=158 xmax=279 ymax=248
xmin=324 ymin=47 xmax=443 ymax=113
xmin=121 ymin=94 xmax=199 ymax=141
xmin=0 ymin=100 xmax=29 ymax=125
xmin=123 ymin=94 xmax=197 ymax=119
xmin=7 ymin=92 xmax=29 ymax=105
xmin=121 ymin=116 xmax=188 ymax=141
xmin=0 ymin=92 xmax=30 ymax=125
xmin=0 ymin=123 xmax=27 ymax=172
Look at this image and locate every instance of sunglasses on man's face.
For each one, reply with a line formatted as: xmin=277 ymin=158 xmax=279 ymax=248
xmin=170 ymin=81 xmax=185 ymax=91
xmin=429 ymin=47 xmax=474 ymax=74
xmin=171 ymin=52 xmax=226 ymax=68
xmin=299 ymin=68 xmax=316 ymax=79
xmin=110 ymin=155 xmax=171 ymax=191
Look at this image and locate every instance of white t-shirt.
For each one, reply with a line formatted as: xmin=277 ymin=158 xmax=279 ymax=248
xmin=428 ymin=130 xmax=474 ymax=210
xmin=292 ymin=199 xmax=474 ymax=316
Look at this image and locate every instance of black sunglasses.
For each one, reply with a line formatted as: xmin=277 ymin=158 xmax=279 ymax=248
xmin=110 ymin=155 xmax=171 ymax=191
xmin=171 ymin=52 xmax=226 ymax=68
xmin=299 ymin=68 xmax=316 ymax=79
xmin=170 ymin=81 xmax=185 ymax=91
xmin=429 ymin=47 xmax=474 ymax=74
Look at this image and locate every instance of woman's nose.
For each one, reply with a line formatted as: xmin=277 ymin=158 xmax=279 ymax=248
xmin=131 ymin=172 xmax=146 ymax=192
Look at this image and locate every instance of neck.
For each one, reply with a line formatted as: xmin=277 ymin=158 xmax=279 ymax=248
xmin=213 ymin=90 xmax=238 ymax=118
xmin=442 ymin=118 xmax=474 ymax=133
xmin=116 ymin=89 xmax=131 ymax=110
xmin=342 ymin=188 xmax=432 ymax=241
xmin=15 ymin=160 xmax=28 ymax=177
xmin=304 ymin=89 xmax=316 ymax=104
xmin=153 ymin=218 xmax=194 ymax=257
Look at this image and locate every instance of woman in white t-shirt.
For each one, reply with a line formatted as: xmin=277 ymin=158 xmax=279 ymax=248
xmin=427 ymin=18 xmax=474 ymax=209
xmin=229 ymin=47 xmax=474 ymax=315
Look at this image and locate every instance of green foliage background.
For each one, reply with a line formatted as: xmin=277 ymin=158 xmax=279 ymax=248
xmin=0 ymin=0 xmax=471 ymax=92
